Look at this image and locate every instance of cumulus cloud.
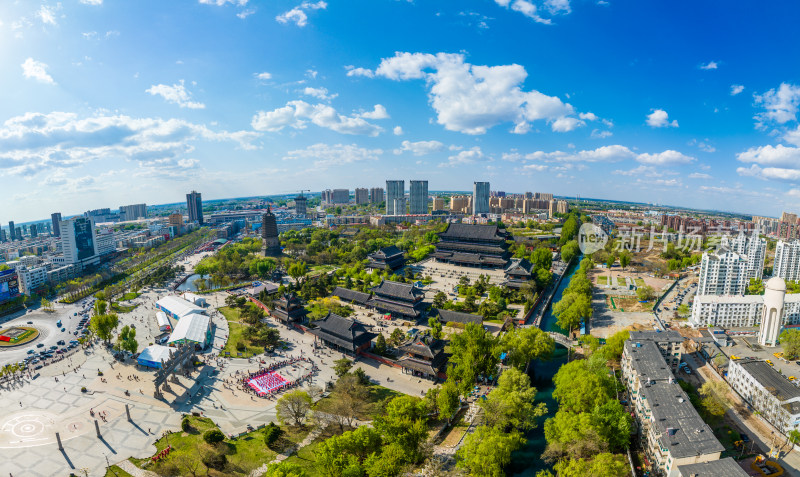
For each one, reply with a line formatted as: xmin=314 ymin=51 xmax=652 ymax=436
xmin=80 ymin=0 xmax=104 ymax=4
xmin=591 ymin=129 xmax=612 ymax=139
xmin=646 ymin=109 xmax=678 ymax=128
xmin=688 ymin=138 xmax=715 ymax=153
xmin=736 ymin=144 xmax=800 ymax=168
xmin=302 ymin=87 xmax=337 ymax=101
xmin=0 ymin=111 xmax=259 ymax=178
xmin=688 ymin=172 xmax=712 ymax=179
xmin=441 ymin=146 xmax=486 ymax=167
xmin=393 ymin=140 xmax=445 ymax=156
xmin=612 ymin=165 xmax=665 ymax=177
xmin=276 ymin=1 xmax=327 ymax=27
xmin=146 ymin=80 xmax=205 ymax=109
xmin=251 ymin=100 xmax=384 ymax=136
xmin=255 ymin=72 xmax=272 ymax=80
xmin=352 ymin=52 xmax=584 ymax=135
xmin=282 ymin=143 xmax=382 ymax=169
xmin=699 ymin=61 xmax=718 ymax=70
xmin=730 ymin=84 xmax=744 ymax=96
xmin=493 ymin=0 xmax=570 ymax=24
xmin=36 ymin=5 xmax=58 ymax=25
xmin=359 ymin=104 xmax=389 ymax=120
xmin=21 ymin=58 xmax=56 ymax=85
xmin=393 ymin=126 xmax=403 ymax=136
xmin=198 ymin=0 xmax=249 ymax=5
xmin=237 ymin=8 xmax=256 ymax=18
xmin=754 ymin=83 xmax=800 ymax=127
xmin=636 ymin=150 xmax=695 ymax=165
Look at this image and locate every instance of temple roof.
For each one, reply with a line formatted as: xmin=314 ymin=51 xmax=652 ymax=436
xmin=332 ymin=287 xmax=371 ymax=305
xmin=439 ymin=223 xmax=508 ymax=241
xmin=309 ymin=312 xmax=375 ymax=351
xmin=371 ymin=280 xmax=424 ymax=301
xmin=436 ymin=308 xmax=483 ymax=325
xmin=369 ymin=245 xmax=404 ymax=259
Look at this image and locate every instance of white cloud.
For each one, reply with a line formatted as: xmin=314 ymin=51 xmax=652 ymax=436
xmin=282 ymin=143 xmax=382 ymax=170
xmin=37 ymin=5 xmax=57 ymax=25
xmin=146 ymin=80 xmax=205 ymax=109
xmin=0 ymin=111 xmax=259 ymax=178
xmin=302 ymin=87 xmax=337 ymax=101
xmin=699 ymin=61 xmax=718 ymax=70
xmin=512 ymin=145 xmax=636 ymax=163
xmin=493 ymin=0 xmax=569 ymax=24
xmin=276 ymin=1 xmax=327 ymax=27
xmin=754 ymin=83 xmax=800 ymax=127
xmin=255 ymin=72 xmax=272 ymax=80
xmin=251 ymin=100 xmax=384 ymax=136
xmin=198 ymin=0 xmax=249 ymax=5
xmin=688 ymin=138 xmax=715 ymax=153
xmin=237 ymin=8 xmax=256 ymax=19
xmin=730 ymin=84 xmax=744 ymax=96
xmin=688 ymin=172 xmax=712 ymax=179
xmin=612 ymin=165 xmax=664 ymax=177
xmin=579 ymin=112 xmax=598 ymax=121
xmin=359 ymin=104 xmax=389 ymax=120
xmin=393 ymin=126 xmax=403 ymax=136
xmin=646 ymin=109 xmax=678 ymax=128
xmin=591 ymin=129 xmax=612 ymax=139
xmin=345 ymin=66 xmax=375 ymax=78
xmin=441 ymin=146 xmax=486 ymax=167
xmin=21 ymin=58 xmax=56 ymax=85
xmin=544 ymin=0 xmax=571 ymax=14
xmin=736 ymin=144 xmax=800 ymax=168
xmin=393 ymin=140 xmax=445 ymax=156
xmin=355 ymin=52 xmax=583 ymax=135
xmin=80 ymin=0 xmax=104 ymax=4
xmin=636 ymin=150 xmax=695 ymax=165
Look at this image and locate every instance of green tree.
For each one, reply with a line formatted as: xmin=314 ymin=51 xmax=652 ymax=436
xmin=264 ymin=461 xmax=308 ymax=477
xmin=436 ymin=381 xmax=460 ymax=423
xmin=619 ymin=250 xmax=631 ymax=270
xmin=499 ymin=327 xmax=555 ymax=370
xmin=447 ymin=323 xmax=499 ymax=396
xmin=531 ymin=247 xmax=553 ymax=272
xmin=389 ymin=328 xmax=406 ymax=347
xmin=456 ymin=425 xmax=525 ymax=477
xmin=373 ymin=395 xmax=429 ymax=462
xmin=636 ymin=285 xmax=656 ymax=301
xmin=747 ymin=278 xmax=765 ymax=295
xmin=428 ymin=316 xmax=443 ymax=339
xmin=374 ymin=333 xmax=387 ymax=355
xmin=781 ymin=329 xmax=800 ymax=360
xmin=90 ymin=313 xmax=119 ymax=344
xmin=699 ymin=380 xmax=730 ymax=418
xmin=314 ymin=426 xmax=382 ymax=477
xmin=553 ymin=452 xmax=629 ymax=477
xmin=432 ymin=292 xmax=447 ymax=309
xmin=601 ymin=330 xmax=630 ymax=362
xmin=363 ymin=442 xmax=408 ymax=477
xmin=202 ymin=428 xmax=225 ymax=445
xmin=480 ymin=368 xmax=546 ymax=431
xmin=264 ymin=423 xmax=284 ymax=448
xmin=333 ymin=358 xmax=353 ymax=377
xmin=276 ymin=390 xmax=313 ymax=427
xmin=561 ymin=240 xmax=580 ymax=264
xmin=560 ymin=216 xmax=580 ymax=245
xmin=553 ymin=292 xmax=591 ymax=336
xmin=288 ymin=261 xmax=308 ymax=283
xmin=605 ymin=252 xmax=616 ymax=270
xmin=116 ymin=325 xmax=138 ymax=355
xmin=552 ymin=360 xmax=614 ymax=414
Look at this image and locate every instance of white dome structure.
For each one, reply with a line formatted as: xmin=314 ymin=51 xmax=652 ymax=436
xmin=759 ymin=277 xmax=787 ymax=347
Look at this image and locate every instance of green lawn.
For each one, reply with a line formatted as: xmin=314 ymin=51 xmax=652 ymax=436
xmin=597 ymin=276 xmax=608 ymax=285
xmin=219 ymin=306 xmax=265 ymax=357
xmin=121 ymin=292 xmax=140 ymax=301
xmin=105 ymin=464 xmax=134 ymax=477
xmin=635 ymin=278 xmax=646 ymax=287
xmin=111 ymin=302 xmax=138 ymax=313
xmin=132 ymin=416 xmax=284 ymax=476
xmin=314 ymin=383 xmax=403 ymax=420
xmin=308 ymin=265 xmax=336 ymax=278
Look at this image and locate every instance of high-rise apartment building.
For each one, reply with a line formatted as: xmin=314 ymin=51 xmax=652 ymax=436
xmin=30 ymin=224 xmax=38 ymax=238
xmin=331 ymin=189 xmax=350 ymax=204
xmin=697 ymin=251 xmax=748 ymax=296
xmin=321 ymin=189 xmax=332 ymax=204
xmin=0 ymin=229 xmax=5 ymax=242
xmin=409 ymin=180 xmax=428 ymax=215
xmin=450 ymin=196 xmax=471 ymax=213
xmin=186 ymin=191 xmax=204 ymax=225
xmin=119 ymin=203 xmax=147 ymax=221
xmin=721 ymin=232 xmax=766 ymax=281
xmin=168 ymin=213 xmax=184 ymax=230
xmin=432 ymin=197 xmax=445 ymax=211
xmin=8 ymin=221 xmax=15 ymax=241
xmin=60 ymin=217 xmax=98 ymax=265
xmin=472 ymin=182 xmax=490 ymax=215
xmin=51 ymin=213 xmax=62 ymax=237
xmin=370 ymin=187 xmax=384 ymax=204
xmin=774 ymin=240 xmax=800 ymax=282
xmin=354 ymin=188 xmax=369 ymax=205
xmin=393 ymin=197 xmax=407 ymax=215
xmin=781 ymin=211 xmax=798 ymax=224
xmin=386 ymin=180 xmax=405 ymax=215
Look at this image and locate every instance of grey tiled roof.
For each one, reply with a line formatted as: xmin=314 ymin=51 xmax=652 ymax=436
xmin=439 ymin=223 xmax=508 ymax=242
xmin=630 ymin=330 xmax=684 ymax=343
xmin=677 ymin=457 xmax=748 ymax=476
xmin=309 ymin=312 xmax=375 ymax=351
xmin=332 ymin=287 xmax=371 ymax=305
xmin=436 ymin=308 xmax=482 ymax=325
xmin=372 ymin=280 xmax=424 ymax=301
xmin=625 ymin=340 xmax=674 ymax=382
xmin=738 ymin=359 xmax=800 ymax=402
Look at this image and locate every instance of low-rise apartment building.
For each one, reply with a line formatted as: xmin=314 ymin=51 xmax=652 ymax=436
xmin=728 ymin=359 xmax=800 ymax=433
xmin=629 ymin=330 xmax=684 ymax=370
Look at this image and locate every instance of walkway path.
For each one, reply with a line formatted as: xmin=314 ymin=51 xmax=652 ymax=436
xmin=117 ymin=459 xmax=160 ymax=477
xmin=248 ymin=424 xmax=327 ymax=477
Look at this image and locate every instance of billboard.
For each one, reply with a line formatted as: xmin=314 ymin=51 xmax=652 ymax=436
xmin=0 ymin=269 xmax=20 ymax=304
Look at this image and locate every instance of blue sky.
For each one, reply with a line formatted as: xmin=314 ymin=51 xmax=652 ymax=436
xmin=3 ymin=0 xmax=800 ymax=222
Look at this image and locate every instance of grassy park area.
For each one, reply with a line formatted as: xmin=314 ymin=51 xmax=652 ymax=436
xmin=219 ymin=306 xmax=264 ymax=357
xmin=121 ymin=292 xmax=140 ymax=301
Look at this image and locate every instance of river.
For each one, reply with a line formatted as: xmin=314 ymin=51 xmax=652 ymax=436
xmin=509 ymin=257 xmax=580 ymax=476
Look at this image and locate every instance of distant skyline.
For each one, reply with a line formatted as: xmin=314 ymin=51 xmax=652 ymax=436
xmin=4 ymin=1 xmax=800 ymax=221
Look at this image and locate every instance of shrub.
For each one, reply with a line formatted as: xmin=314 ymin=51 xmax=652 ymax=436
xmin=202 ymin=428 xmax=225 ymax=445
xmin=80 ymin=387 xmax=87 ymax=393
xmin=181 ymin=418 xmax=191 ymax=432
xmin=201 ymin=449 xmax=227 ymax=471
xmin=264 ymin=423 xmax=283 ymax=448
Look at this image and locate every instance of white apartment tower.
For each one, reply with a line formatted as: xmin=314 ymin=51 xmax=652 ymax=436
xmin=774 ymin=240 xmax=800 ymax=282
xmin=409 ymin=180 xmax=428 ymax=215
xmin=697 ymin=251 xmax=748 ymax=296
xmin=472 ymin=181 xmax=490 ymax=215
xmin=721 ymin=232 xmax=766 ymax=281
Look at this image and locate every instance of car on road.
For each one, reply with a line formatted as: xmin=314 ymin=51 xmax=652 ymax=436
xmin=34 ymin=365 xmax=42 ymax=370
xmin=36 ymin=343 xmax=44 ymax=348
xmin=73 ymin=331 xmax=79 ymax=335
xmin=27 ymin=321 xmax=33 ymax=324
xmin=49 ymin=346 xmax=57 ymax=350
xmin=57 ymin=340 xmax=65 ymax=345
xmin=27 ymin=350 xmax=34 ymax=355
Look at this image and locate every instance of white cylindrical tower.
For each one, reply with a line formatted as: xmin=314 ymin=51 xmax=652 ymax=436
xmin=759 ymin=277 xmax=786 ymax=347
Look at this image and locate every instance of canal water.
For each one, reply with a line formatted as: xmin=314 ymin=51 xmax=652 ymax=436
xmin=509 ymin=257 xmax=580 ymax=476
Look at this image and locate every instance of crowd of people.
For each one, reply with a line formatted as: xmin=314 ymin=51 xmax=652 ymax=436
xmin=231 ymin=356 xmax=318 ymax=398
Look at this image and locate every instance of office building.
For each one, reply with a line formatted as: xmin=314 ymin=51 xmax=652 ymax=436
xmin=354 ymin=188 xmax=369 ymax=205
xmin=432 ymin=197 xmax=445 ymax=211
xmin=409 ymin=180 xmax=428 ymax=215
xmin=59 ymin=217 xmax=98 ymax=265
xmin=51 ymin=213 xmax=62 ymax=237
xmin=728 ymin=358 xmax=800 ymax=433
xmin=119 ymin=203 xmax=147 ymax=221
xmin=8 ymin=221 xmax=15 ymax=241
xmin=0 ymin=229 xmax=6 ymax=242
xmin=774 ymin=240 xmax=800 ymax=282
xmin=696 ymin=251 xmax=748 ymax=296
xmin=186 ymin=190 xmax=204 ymax=225
xmin=95 ymin=228 xmax=116 ymax=256
xmin=369 ymin=187 xmax=384 ymax=204
xmin=17 ymin=266 xmax=48 ymax=295
xmin=29 ymin=224 xmax=37 ymax=238
xmin=472 ymin=182 xmax=490 ymax=215
xmin=720 ymin=232 xmax=766 ymax=281
xmin=331 ymin=189 xmax=350 ymax=204
xmin=294 ymin=193 xmax=308 ymax=215
xmin=386 ymin=180 xmax=405 ymax=215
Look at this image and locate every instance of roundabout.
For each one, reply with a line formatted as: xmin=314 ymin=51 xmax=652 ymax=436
xmin=0 ymin=327 xmax=40 ymax=348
